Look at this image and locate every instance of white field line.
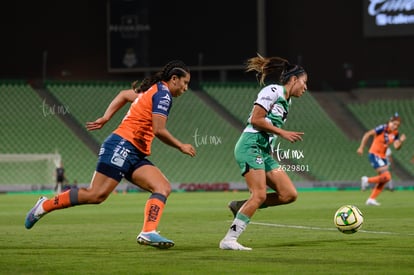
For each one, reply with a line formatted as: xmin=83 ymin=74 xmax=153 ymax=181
xmin=249 ymin=221 xmax=414 ymax=236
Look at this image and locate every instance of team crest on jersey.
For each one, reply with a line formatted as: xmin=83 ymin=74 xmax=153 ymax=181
xmin=255 ymin=155 xmax=264 ymax=165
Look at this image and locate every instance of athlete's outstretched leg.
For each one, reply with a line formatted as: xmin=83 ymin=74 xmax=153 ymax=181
xmin=25 ymin=172 xmax=118 ymax=229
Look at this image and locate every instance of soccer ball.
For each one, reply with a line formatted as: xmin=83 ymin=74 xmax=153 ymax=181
xmin=334 ymin=205 xmax=364 ymax=234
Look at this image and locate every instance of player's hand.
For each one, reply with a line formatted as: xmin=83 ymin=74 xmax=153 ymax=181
xmin=400 ymin=133 xmax=407 ymax=142
xmin=280 ymin=129 xmax=304 ymax=143
xmin=356 ymin=147 xmax=363 ymax=156
xmin=85 ymin=117 xmax=108 ymax=131
xmin=180 ymin=144 xmax=196 ymax=157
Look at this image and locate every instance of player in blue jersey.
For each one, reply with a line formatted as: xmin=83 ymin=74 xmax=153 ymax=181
xmin=25 ymin=60 xmax=196 ymax=249
xmin=219 ymin=54 xmax=308 ymax=250
xmin=357 ymin=113 xmax=406 ymax=205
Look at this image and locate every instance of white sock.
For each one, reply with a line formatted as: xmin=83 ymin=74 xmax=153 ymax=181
xmin=224 ymin=215 xmax=250 ymax=241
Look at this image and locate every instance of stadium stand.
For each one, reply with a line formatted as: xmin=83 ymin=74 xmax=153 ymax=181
xmin=201 ymin=82 xmax=259 ymax=124
xmin=0 ymin=82 xmax=97 ymax=186
xmin=47 ymin=81 xmax=245 ymax=184
xmin=200 ymin=83 xmax=373 ymax=182
xmin=2 ymin=81 xmax=412 ymax=191
xmin=46 ymin=81 xmax=132 ymax=144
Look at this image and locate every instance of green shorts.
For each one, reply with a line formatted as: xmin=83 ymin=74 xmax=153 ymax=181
xmin=234 ymin=132 xmax=280 ymax=176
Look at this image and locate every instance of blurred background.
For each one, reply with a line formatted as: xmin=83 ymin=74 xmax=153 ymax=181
xmin=1 ymin=0 xmax=413 ymax=192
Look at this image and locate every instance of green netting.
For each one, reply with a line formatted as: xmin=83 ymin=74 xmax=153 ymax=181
xmin=0 ymin=83 xmax=97 ymax=185
xmin=4 ymin=81 xmax=410 ymax=188
xmin=46 ymin=82 xmax=132 ymax=143
xmin=200 ymin=84 xmax=373 ymax=181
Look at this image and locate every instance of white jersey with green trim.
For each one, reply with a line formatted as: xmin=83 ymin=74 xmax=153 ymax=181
xmin=243 ymin=84 xmax=291 ymax=134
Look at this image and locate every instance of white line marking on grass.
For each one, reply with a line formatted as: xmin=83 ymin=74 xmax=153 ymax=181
xmin=250 ymin=221 xmax=414 ymax=236
xmin=251 ymin=221 xmax=337 ymax=231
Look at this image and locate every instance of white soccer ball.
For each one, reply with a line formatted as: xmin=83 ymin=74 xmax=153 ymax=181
xmin=334 ymin=205 xmax=364 ymax=234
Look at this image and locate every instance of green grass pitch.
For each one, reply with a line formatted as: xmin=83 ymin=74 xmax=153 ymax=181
xmin=1 ymin=190 xmax=414 ymax=274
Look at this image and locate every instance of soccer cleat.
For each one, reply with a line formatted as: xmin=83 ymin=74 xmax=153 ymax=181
xmin=219 ymin=239 xmax=252 ymax=251
xmin=361 ymin=176 xmax=368 ymax=191
xmin=366 ymin=198 xmax=380 ymax=206
xmin=228 ymin=201 xmax=239 ymax=218
xmin=25 ymin=196 xmax=48 ymax=229
xmin=137 ymin=232 xmax=175 ymax=249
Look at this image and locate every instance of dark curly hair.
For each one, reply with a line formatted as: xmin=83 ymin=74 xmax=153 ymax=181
xmin=132 ymin=60 xmax=190 ymax=93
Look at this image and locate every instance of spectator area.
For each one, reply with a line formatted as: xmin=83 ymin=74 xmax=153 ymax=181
xmin=2 ymin=81 xmax=412 ymax=187
xmin=0 ymin=82 xmax=96 ymax=185
xmin=201 ymin=83 xmax=373 ymax=181
xmin=47 ymin=81 xmax=245 ymax=184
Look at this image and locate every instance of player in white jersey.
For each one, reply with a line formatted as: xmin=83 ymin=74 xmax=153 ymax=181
xmin=219 ymin=55 xmax=308 ymax=250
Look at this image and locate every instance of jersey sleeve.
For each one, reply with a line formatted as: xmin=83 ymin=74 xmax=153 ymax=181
xmin=374 ymin=124 xmax=386 ymax=134
xmin=152 ymin=90 xmax=172 ymax=117
xmin=254 ymin=85 xmax=281 ymax=112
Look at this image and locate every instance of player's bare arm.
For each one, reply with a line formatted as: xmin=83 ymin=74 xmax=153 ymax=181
xmin=357 ymin=129 xmax=375 ymax=155
xmin=152 ymin=114 xmax=196 ymax=157
xmin=86 ymin=89 xmax=138 ymax=131
xmin=394 ymin=133 xmax=406 ymax=150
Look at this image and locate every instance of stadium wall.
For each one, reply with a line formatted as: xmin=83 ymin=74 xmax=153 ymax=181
xmin=2 ymin=1 xmax=414 ymax=90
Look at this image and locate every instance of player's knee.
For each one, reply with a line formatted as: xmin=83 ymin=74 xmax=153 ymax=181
xmin=164 ymin=185 xmax=172 ymax=196
xmin=381 ymin=171 xmax=391 ymax=183
xmin=152 ymin=185 xmax=171 ymax=197
xmin=250 ymin=192 xmax=267 ymax=207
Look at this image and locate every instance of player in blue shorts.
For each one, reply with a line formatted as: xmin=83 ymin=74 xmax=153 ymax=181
xmin=25 ymin=60 xmax=196 ymax=249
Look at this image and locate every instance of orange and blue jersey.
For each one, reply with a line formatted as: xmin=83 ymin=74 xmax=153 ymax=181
xmin=113 ymin=81 xmax=172 ymax=155
xmin=369 ymin=124 xmax=399 ymax=159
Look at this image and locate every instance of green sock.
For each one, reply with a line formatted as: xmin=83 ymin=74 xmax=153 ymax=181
xmin=235 ymin=212 xmax=250 ymax=224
